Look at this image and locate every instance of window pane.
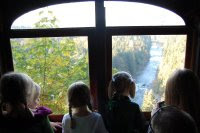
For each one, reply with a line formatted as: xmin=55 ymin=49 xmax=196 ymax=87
xmin=11 ymin=37 xmax=89 ymax=114
xmin=105 ymin=1 xmax=185 ymax=26
xmin=11 ymin=2 xmax=95 ymax=29
xmin=112 ymin=35 xmax=186 ymax=111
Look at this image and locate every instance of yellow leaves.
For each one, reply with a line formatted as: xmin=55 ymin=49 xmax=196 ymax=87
xmin=63 ymin=51 xmax=70 ymax=57
xmin=12 ymin=36 xmax=89 ymax=114
xmin=142 ymin=89 xmax=156 ymax=112
xmin=54 ymin=57 xmax=62 ymax=65
xmin=157 ymin=35 xmax=186 ymax=89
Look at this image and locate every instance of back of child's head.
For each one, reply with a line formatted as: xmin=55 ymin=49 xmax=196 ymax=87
xmin=165 ymin=69 xmax=200 ymax=127
xmin=0 ymin=72 xmax=34 ymax=117
xmin=0 ymin=72 xmax=34 ymax=106
xmin=108 ymin=71 xmax=135 ymax=99
xmin=67 ymin=81 xmax=93 ymax=129
xmin=150 ymin=106 xmax=198 ymax=133
xmin=165 ymin=69 xmax=200 ymax=106
xmin=68 ymin=81 xmax=91 ymax=108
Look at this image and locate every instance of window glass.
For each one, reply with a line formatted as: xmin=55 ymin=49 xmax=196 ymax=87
xmin=112 ymin=35 xmax=186 ymax=111
xmin=105 ymin=1 xmax=185 ymax=26
xmin=11 ymin=2 xmax=95 ymax=29
xmin=11 ymin=37 xmax=89 ymax=114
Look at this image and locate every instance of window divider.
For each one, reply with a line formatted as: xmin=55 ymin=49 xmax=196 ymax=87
xmin=10 ymin=27 xmax=95 ymax=38
xmin=106 ymin=26 xmax=188 ymax=35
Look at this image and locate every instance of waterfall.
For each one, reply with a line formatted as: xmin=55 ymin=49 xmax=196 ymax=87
xmin=132 ymin=43 xmax=162 ymax=106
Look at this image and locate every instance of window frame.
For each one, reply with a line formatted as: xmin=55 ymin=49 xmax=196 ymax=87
xmin=106 ymin=27 xmax=188 ymax=113
xmin=8 ymin=1 xmax=190 ymax=116
xmin=105 ymin=26 xmax=188 ymax=86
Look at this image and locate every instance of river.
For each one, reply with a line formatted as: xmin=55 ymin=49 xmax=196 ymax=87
xmin=132 ymin=43 xmax=163 ymax=106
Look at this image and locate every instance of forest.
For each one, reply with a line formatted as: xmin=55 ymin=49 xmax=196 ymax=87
xmin=11 ymin=10 xmax=186 ymax=113
xmin=142 ymin=35 xmax=186 ymax=111
xmin=11 ymin=11 xmax=89 ymax=113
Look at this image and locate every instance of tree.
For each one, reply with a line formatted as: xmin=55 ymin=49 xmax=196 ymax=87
xmin=112 ymin=35 xmax=151 ymax=77
xmin=11 ymin=10 xmax=89 ymax=114
xmin=142 ymin=89 xmax=156 ymax=111
xmin=150 ymin=35 xmax=186 ymax=101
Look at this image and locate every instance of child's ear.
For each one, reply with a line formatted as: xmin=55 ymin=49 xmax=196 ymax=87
xmin=1 ymin=103 xmax=12 ymax=115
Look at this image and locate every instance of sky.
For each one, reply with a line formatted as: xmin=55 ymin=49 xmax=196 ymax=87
xmin=12 ymin=1 xmax=185 ymax=29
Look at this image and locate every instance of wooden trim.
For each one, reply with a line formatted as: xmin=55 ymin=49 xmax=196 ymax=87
xmin=0 ymin=19 xmax=14 ymax=74
xmin=10 ymin=27 xmax=95 ymax=38
xmin=10 ymin=26 xmax=187 ymax=38
xmin=106 ymin=26 xmax=188 ymax=35
xmin=105 ymin=35 xmax=112 ymax=89
xmin=88 ymin=34 xmax=98 ymax=109
xmin=95 ymin=1 xmax=107 ymax=115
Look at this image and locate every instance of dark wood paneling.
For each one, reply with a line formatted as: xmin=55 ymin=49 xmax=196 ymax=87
xmin=95 ymin=1 xmax=107 ymax=115
xmin=10 ymin=28 xmax=95 ymax=38
xmin=0 ymin=12 xmax=14 ymax=74
xmin=107 ymin=26 xmax=188 ymax=35
xmin=88 ymin=34 xmax=98 ymax=109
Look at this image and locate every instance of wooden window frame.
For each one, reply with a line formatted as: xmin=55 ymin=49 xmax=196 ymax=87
xmin=6 ymin=2 xmax=191 ymax=120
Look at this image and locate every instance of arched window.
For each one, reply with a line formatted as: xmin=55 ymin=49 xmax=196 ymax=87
xmin=10 ymin=1 xmax=186 ymax=113
xmin=105 ymin=1 xmax=185 ymax=26
xmin=105 ymin=2 xmax=186 ymax=111
xmin=12 ymin=2 xmax=95 ymax=29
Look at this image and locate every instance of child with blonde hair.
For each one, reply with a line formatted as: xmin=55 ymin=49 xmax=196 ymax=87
xmin=150 ymin=68 xmax=200 ymax=132
xmin=0 ymin=72 xmax=53 ymax=133
xmin=28 ymin=82 xmax=61 ymax=131
xmin=62 ymin=81 xmax=108 ymax=133
xmin=106 ymin=71 xmax=145 ymax=133
xmin=165 ymin=68 xmax=200 ymax=131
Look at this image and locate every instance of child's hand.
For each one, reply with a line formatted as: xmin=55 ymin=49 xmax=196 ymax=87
xmin=50 ymin=122 xmax=62 ymax=131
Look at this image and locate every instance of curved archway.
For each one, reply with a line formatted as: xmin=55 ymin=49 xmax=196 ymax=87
xmin=105 ymin=1 xmax=185 ymax=26
xmin=11 ymin=1 xmax=185 ymax=29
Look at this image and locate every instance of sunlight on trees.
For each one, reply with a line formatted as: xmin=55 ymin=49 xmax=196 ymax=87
xmin=142 ymin=89 xmax=156 ymax=111
xmin=11 ymin=10 xmax=89 ymax=114
xmin=11 ymin=9 xmax=186 ymax=113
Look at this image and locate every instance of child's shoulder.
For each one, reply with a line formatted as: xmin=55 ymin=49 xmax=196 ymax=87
xmin=129 ymin=101 xmax=140 ymax=107
xmin=128 ymin=101 xmax=141 ymax=111
xmin=63 ymin=113 xmax=70 ymax=119
xmin=62 ymin=112 xmax=103 ymax=120
xmin=90 ymin=112 xmax=102 ymax=117
xmin=63 ymin=113 xmax=74 ymax=122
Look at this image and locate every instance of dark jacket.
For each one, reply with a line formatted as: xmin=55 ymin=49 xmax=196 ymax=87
xmin=0 ymin=106 xmax=54 ymax=133
xmin=106 ymin=95 xmax=145 ymax=133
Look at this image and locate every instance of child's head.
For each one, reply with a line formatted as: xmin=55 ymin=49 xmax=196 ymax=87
xmin=27 ymin=82 xmax=41 ymax=109
xmin=68 ymin=81 xmax=92 ymax=109
xmin=150 ymin=106 xmax=198 ymax=133
xmin=0 ymin=72 xmax=34 ymax=114
xmin=108 ymin=71 xmax=135 ymax=99
xmin=67 ymin=81 xmax=92 ymax=129
xmin=165 ymin=69 xmax=200 ymax=122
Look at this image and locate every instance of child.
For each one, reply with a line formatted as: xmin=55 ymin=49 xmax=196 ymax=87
xmin=27 ymin=82 xmax=62 ymax=131
xmin=149 ymin=106 xmax=198 ymax=133
xmin=0 ymin=72 xmax=53 ymax=133
xmin=106 ymin=71 xmax=145 ymax=133
xmin=150 ymin=69 xmax=200 ymax=131
xmin=62 ymin=81 xmax=108 ymax=133
xmin=164 ymin=68 xmax=200 ymax=131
